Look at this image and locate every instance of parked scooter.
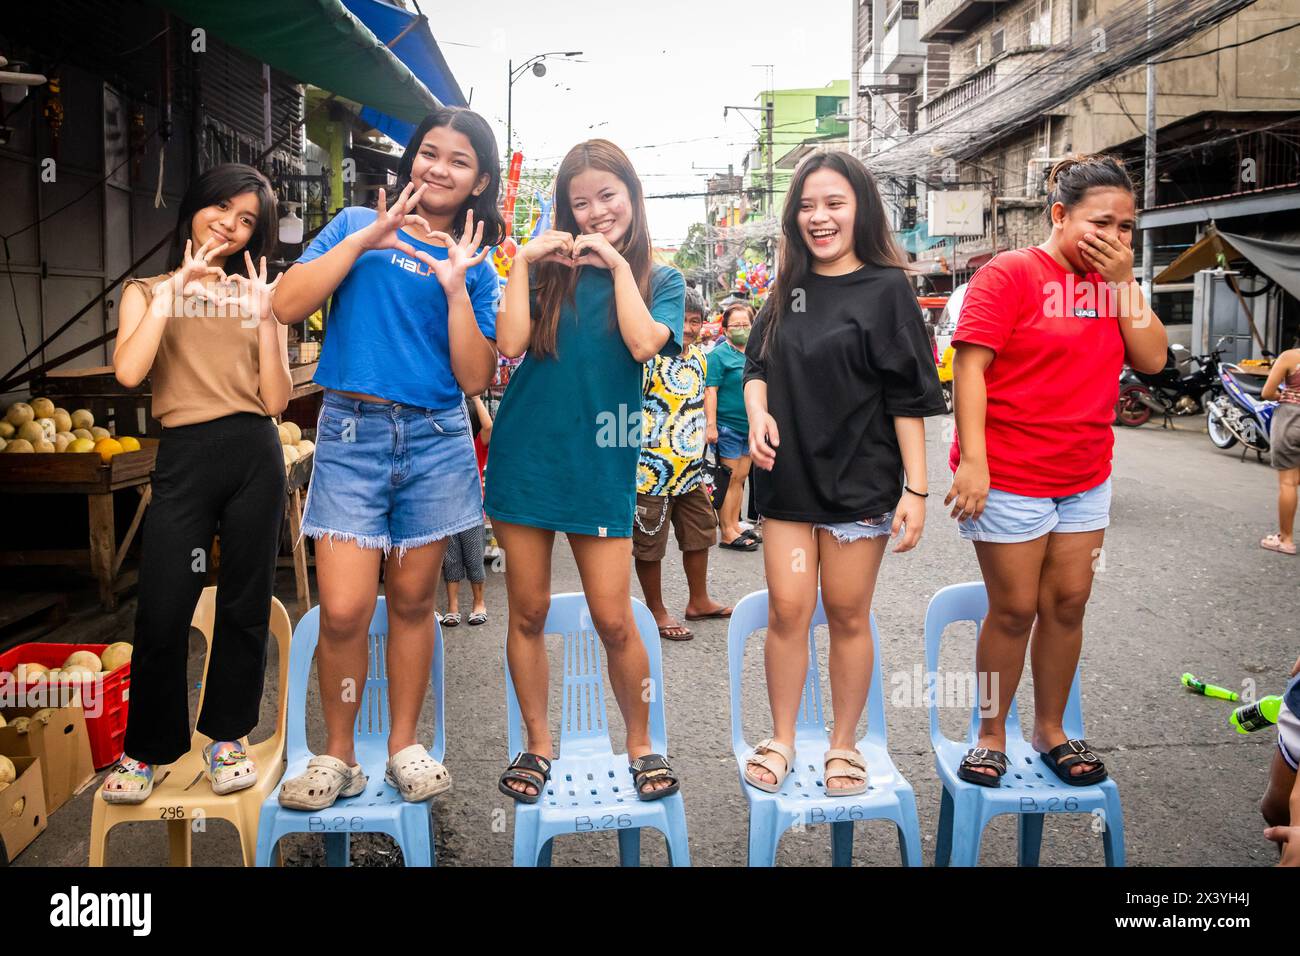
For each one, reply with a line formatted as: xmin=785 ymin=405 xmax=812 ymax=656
xmin=1114 ymin=343 xmax=1224 ymax=427
xmin=1206 ymin=360 xmax=1278 ymax=461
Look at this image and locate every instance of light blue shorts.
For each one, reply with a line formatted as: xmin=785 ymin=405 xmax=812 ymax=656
xmin=301 ymin=391 xmax=484 ymax=556
xmin=815 ymin=512 xmax=894 ymax=544
xmin=958 ymin=478 xmax=1112 ymax=544
xmin=715 ymin=423 xmax=749 ymax=460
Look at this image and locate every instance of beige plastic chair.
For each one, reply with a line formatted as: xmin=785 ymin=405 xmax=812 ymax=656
xmin=88 ymin=586 xmax=292 ymax=866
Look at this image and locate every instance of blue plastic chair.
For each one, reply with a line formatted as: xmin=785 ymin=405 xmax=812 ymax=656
xmin=925 ymin=582 xmax=1125 ymax=866
xmin=254 ymin=598 xmax=447 ymax=866
xmin=504 ymin=593 xmax=690 ymax=867
xmin=727 ymin=589 xmax=923 ymax=867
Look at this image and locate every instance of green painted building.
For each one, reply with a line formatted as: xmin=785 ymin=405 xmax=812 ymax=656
xmin=745 ymin=80 xmax=850 ymax=219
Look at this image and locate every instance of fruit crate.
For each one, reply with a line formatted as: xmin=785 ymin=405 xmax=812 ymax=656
xmin=0 ymin=438 xmax=158 ymax=493
xmin=0 ymin=642 xmax=130 ymax=769
xmin=31 ymin=367 xmax=159 ymax=439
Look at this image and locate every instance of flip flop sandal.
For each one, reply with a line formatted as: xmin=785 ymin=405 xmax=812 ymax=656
xmin=823 ymin=748 xmax=869 ymax=797
xmin=204 ymin=741 xmax=258 ymax=796
xmin=441 ymin=612 xmax=461 ymax=627
xmin=278 ymin=754 xmax=369 ymax=810
xmin=744 ymin=737 xmax=795 ymax=793
xmin=468 ymin=610 xmax=488 ymax=626
xmin=719 ymin=536 xmax=759 ymax=552
xmin=499 ymin=752 xmax=552 ymax=804
xmin=385 ymin=744 xmax=452 ymax=802
xmin=658 ymin=622 xmax=694 ymax=641
xmin=738 ymin=528 xmax=763 ymax=544
xmin=1261 ymin=533 xmax=1297 ymax=555
xmin=630 ymin=753 xmax=680 ymax=801
xmin=684 ymin=606 xmax=734 ymax=621
xmin=958 ymin=747 xmax=1009 ymax=787
xmin=100 ymin=757 xmax=154 ymax=805
xmin=1039 ymin=739 xmax=1107 ymax=786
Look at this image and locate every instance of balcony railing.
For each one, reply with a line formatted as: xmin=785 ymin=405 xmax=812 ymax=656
xmin=881 ymin=1 xmax=925 ymax=75
xmin=922 ymin=61 xmax=995 ymax=125
xmin=919 ymin=0 xmax=1001 ymax=44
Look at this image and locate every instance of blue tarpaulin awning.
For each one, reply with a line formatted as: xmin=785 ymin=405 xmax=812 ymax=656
xmin=342 ymin=0 xmax=467 ymax=145
xmin=895 ymin=219 xmax=949 ymax=256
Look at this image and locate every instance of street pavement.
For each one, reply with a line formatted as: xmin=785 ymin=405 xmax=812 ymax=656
xmin=19 ymin=417 xmax=1297 ymax=866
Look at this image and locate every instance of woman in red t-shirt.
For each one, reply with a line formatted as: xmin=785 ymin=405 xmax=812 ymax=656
xmin=944 ymin=155 xmax=1167 ymax=788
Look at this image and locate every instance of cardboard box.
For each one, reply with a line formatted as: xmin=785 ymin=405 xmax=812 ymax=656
xmin=0 ymin=756 xmax=48 ymax=865
xmin=0 ymin=705 xmax=95 ymax=815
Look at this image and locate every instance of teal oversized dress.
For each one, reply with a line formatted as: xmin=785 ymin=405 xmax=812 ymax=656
xmin=484 ymin=264 xmax=685 ymax=537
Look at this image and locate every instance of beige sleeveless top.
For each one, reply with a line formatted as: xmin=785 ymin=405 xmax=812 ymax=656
xmin=124 ymin=274 xmax=269 ymax=428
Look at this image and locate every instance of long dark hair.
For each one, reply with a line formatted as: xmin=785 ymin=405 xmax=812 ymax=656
xmin=763 ymin=150 xmax=906 ymax=358
xmin=397 ymin=107 xmax=505 ymax=246
xmin=169 ymin=163 xmax=277 ymax=269
xmin=1044 ymin=153 xmax=1135 ymax=223
xmin=532 ymin=139 xmax=652 ymax=359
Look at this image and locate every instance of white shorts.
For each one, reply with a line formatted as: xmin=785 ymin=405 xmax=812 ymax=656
xmin=1278 ymin=698 xmax=1300 ymax=771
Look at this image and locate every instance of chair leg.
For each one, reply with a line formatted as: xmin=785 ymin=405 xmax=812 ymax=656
xmin=1102 ymin=789 xmax=1126 ymax=867
xmin=934 ymin=787 xmax=955 ymax=867
xmin=512 ymin=816 xmax=540 ymax=867
xmin=88 ymin=803 xmax=108 ymax=867
xmin=664 ymin=814 xmax=692 ymax=867
xmin=324 ymin=832 xmax=351 ymax=867
xmin=895 ymin=788 xmax=923 ymax=867
xmin=830 ymin=821 xmax=853 ymax=867
xmin=1017 ymin=813 xmax=1045 ymax=867
xmin=396 ymin=814 xmax=434 ymax=868
xmin=617 ymin=827 xmax=640 ymax=867
xmin=167 ymin=818 xmax=192 ymax=867
xmin=237 ymin=817 xmax=259 ymax=868
xmin=538 ymin=838 xmax=554 ymax=867
xmin=947 ymin=793 xmax=985 ymax=867
xmin=746 ymin=803 xmax=781 ymax=868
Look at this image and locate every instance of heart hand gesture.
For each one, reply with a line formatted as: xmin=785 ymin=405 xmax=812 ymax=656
xmin=354 ymin=182 xmax=434 ymax=256
xmin=423 ymin=209 xmax=491 ymax=293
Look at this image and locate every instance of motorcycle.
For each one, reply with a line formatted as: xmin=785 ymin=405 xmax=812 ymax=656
xmin=1206 ymin=361 xmax=1278 ymax=460
xmin=1114 ymin=344 xmax=1223 ymax=427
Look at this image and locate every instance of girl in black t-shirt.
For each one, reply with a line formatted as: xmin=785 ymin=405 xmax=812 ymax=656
xmin=741 ymin=151 xmax=945 ymax=796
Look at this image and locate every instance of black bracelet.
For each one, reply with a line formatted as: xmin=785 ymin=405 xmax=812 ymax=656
xmin=904 ymin=485 xmax=929 ymax=498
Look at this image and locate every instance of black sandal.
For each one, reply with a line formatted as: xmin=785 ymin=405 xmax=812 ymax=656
xmin=498 ymin=752 xmax=552 ymax=804
xmin=1040 ymin=739 xmax=1107 ymax=786
xmin=630 ymin=753 xmax=680 ymax=801
xmin=958 ymin=747 xmax=1009 ymax=787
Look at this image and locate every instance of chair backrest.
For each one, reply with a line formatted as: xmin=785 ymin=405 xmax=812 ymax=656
xmin=727 ymin=588 xmax=888 ymax=762
xmin=923 ymin=581 xmax=1084 ymax=751
xmin=285 ymin=598 xmax=445 ymax=765
xmin=504 ymin=593 xmax=668 ymax=760
xmin=191 ymin=586 xmax=293 ymax=759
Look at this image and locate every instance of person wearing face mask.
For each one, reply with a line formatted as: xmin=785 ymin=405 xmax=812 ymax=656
xmin=706 ymin=302 xmax=758 ymax=551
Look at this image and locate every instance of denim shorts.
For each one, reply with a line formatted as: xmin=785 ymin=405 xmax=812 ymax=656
xmin=815 ymin=512 xmax=894 ymax=544
xmin=301 ymin=391 xmax=484 ymax=556
xmin=715 ymin=423 xmax=749 ymax=459
xmin=958 ymin=478 xmax=1112 ymax=543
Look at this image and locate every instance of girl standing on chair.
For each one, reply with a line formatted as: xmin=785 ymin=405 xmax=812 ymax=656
xmin=741 ymin=150 xmax=946 ymax=797
xmin=945 ymin=155 xmax=1166 ymax=787
xmin=104 ymin=164 xmax=289 ymax=803
xmin=271 ymin=107 xmax=503 ymax=810
xmin=485 ymin=139 xmax=685 ymax=804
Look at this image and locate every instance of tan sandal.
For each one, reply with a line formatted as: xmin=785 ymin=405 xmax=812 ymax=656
xmin=823 ymin=748 xmax=868 ymax=797
xmin=278 ymin=754 xmax=368 ymax=810
xmin=744 ymin=738 xmax=795 ymax=793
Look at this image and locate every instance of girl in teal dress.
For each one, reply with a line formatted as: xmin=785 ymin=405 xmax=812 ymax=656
xmin=485 ymin=139 xmax=685 ymax=803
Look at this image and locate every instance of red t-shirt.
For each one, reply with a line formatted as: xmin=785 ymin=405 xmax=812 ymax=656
xmin=948 ymin=247 xmax=1125 ymax=497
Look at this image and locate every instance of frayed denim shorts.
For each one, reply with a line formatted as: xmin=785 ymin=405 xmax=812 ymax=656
xmin=958 ymin=478 xmax=1111 ymax=543
xmin=301 ymin=391 xmax=483 ymax=556
xmin=814 ymin=512 xmax=894 ymax=544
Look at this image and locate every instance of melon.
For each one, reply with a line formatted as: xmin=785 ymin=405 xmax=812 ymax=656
xmin=30 ymin=397 xmax=55 ymax=419
xmin=3 ymin=439 xmax=33 ymax=453
xmin=17 ymin=663 xmax=48 ymax=684
xmin=0 ymin=421 xmax=12 ymax=439
xmin=296 ymin=439 xmax=314 ymax=457
xmin=0 ymin=438 xmax=5 ymax=453
xmin=52 ymin=409 xmax=72 ymax=433
xmin=4 ymin=402 xmax=33 ymax=427
xmin=94 ymin=438 xmax=123 ymax=462
xmin=31 ymin=708 xmax=54 ymax=725
xmin=0 ymin=755 xmax=14 ymax=786
xmin=277 ymin=423 xmax=293 ymax=445
xmin=7 ymin=794 xmax=24 ymax=814
xmin=9 ymin=717 xmax=30 ymax=734
xmin=53 ymin=432 xmax=72 ymax=452
xmin=101 ymin=642 xmax=132 ymax=672
xmin=16 ymin=421 xmax=44 ymax=444
xmin=36 ymin=418 xmax=56 ymax=442
xmin=90 ymin=426 xmax=111 ymax=441
xmin=117 ymin=435 xmax=141 ymax=452
xmin=71 ymin=409 xmax=94 ymax=430
xmin=56 ymin=665 xmax=96 ymax=682
xmin=282 ymin=421 xmax=302 ymax=443
xmin=64 ymin=650 xmax=102 ymax=672
xmin=67 ymin=437 xmax=96 ymax=454
xmin=32 ymin=439 xmax=54 ymax=453
xmin=282 ymin=445 xmax=300 ymax=465
xmin=72 ymin=428 xmax=93 ymax=441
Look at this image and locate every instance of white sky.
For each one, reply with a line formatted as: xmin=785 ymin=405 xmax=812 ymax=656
xmin=429 ymin=0 xmax=853 ymax=245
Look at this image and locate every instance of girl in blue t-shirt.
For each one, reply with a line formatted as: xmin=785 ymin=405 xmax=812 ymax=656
xmin=485 ymin=139 xmax=685 ymax=803
xmin=272 ymin=108 xmax=503 ymax=810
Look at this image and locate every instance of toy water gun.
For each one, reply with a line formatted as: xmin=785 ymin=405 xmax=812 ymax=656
xmin=1180 ymin=672 xmax=1239 ymax=701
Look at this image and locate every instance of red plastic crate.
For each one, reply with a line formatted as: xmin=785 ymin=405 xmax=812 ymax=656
xmin=0 ymin=642 xmax=130 ymax=769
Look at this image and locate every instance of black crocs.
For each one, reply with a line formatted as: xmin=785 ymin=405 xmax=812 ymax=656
xmin=499 ymin=751 xmax=552 ymax=804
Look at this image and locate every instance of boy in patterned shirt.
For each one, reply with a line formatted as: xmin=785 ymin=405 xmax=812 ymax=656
xmin=634 ymin=289 xmax=733 ymax=640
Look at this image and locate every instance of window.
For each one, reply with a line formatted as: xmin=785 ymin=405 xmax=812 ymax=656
xmin=991 ymin=28 xmax=1005 ymax=57
xmin=1029 ymin=0 xmax=1052 ymax=45
xmin=974 ymin=41 xmax=983 ymax=68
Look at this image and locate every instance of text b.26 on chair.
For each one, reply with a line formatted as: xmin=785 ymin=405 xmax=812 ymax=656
xmin=503 ymin=593 xmax=690 ymax=867
xmin=726 ymin=589 xmax=923 ymax=867
xmin=254 ymin=598 xmax=446 ymax=867
xmin=924 ymin=581 xmax=1125 ymax=867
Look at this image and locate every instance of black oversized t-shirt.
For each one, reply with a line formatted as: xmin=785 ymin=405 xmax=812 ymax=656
xmin=743 ymin=264 xmax=947 ymax=523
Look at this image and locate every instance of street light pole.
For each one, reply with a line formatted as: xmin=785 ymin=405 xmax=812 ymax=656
xmin=505 ymin=50 xmax=583 ymax=158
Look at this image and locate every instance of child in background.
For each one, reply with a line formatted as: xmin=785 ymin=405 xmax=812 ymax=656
xmin=1260 ymin=347 xmax=1300 ymax=555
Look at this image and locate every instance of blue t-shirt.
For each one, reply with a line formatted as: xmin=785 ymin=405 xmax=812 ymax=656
xmin=298 ymin=207 xmax=499 ymax=410
xmin=484 ymin=264 xmax=685 ymax=537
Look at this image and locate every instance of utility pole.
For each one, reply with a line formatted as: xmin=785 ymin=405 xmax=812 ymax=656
xmin=765 ymin=91 xmax=774 ymax=220
xmin=1142 ymin=0 xmax=1157 ymax=294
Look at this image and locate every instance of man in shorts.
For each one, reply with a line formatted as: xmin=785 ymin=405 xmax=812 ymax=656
xmin=634 ymin=289 xmax=733 ymax=640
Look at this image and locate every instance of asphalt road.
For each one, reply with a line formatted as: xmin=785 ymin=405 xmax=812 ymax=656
xmin=20 ymin=417 xmax=1297 ymax=867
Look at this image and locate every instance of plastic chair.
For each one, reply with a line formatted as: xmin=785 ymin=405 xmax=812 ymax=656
xmin=504 ymin=593 xmax=690 ymax=867
xmin=89 ymin=587 xmax=292 ymax=866
xmin=254 ymin=597 xmax=446 ymax=867
xmin=727 ymin=589 xmax=923 ymax=867
xmin=925 ymin=582 xmax=1125 ymax=866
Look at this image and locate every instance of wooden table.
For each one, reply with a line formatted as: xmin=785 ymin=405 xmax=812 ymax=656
xmin=0 ymin=441 xmax=158 ymax=611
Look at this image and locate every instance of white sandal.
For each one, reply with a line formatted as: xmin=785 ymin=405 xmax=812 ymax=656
xmin=204 ymin=741 xmax=258 ymax=796
xmin=385 ymin=744 xmax=451 ymax=802
xmin=278 ymin=754 xmax=368 ymax=810
xmin=100 ymin=756 xmax=154 ymax=805
xmin=744 ymin=738 xmax=795 ymax=793
xmin=823 ymin=748 xmax=869 ymax=797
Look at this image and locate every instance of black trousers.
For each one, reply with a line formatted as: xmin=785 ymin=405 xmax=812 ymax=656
xmin=124 ymin=413 xmax=285 ymax=765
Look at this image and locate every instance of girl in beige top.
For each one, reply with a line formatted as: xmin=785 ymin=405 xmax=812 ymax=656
xmin=103 ymin=163 xmax=291 ymax=805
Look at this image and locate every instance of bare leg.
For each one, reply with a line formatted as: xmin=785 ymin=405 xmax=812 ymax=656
xmin=682 ymin=547 xmax=730 ymax=617
xmin=634 ymin=556 xmax=674 ymax=626
xmin=470 ymin=579 xmax=486 ymax=617
xmin=382 ymin=542 xmax=448 ymax=757
xmin=719 ymin=455 xmax=752 ymax=543
xmin=444 ymin=577 xmax=460 ymax=616
xmin=1279 ymin=468 xmax=1299 ymax=545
